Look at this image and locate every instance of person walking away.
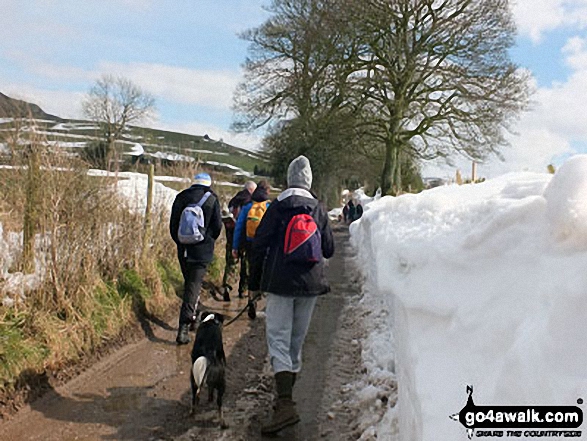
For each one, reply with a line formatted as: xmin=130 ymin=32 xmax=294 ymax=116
xmin=248 ymin=156 xmax=334 ymax=435
xmin=170 ymin=172 xmax=222 ymax=345
xmin=342 ymin=201 xmax=349 ymax=223
xmin=232 ymin=180 xmax=271 ymax=316
xmin=225 ymin=181 xmax=256 ymax=299
xmin=355 ymin=202 xmax=364 ymax=220
xmin=220 ymin=205 xmax=236 ymax=301
xmin=347 ymin=199 xmax=356 ymax=224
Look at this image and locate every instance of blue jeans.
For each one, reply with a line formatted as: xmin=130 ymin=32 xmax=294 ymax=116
xmin=265 ymin=293 xmax=317 ymax=373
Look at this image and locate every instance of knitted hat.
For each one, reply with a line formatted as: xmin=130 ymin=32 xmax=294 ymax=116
xmin=194 ymin=172 xmax=212 ymax=187
xmin=287 ymin=155 xmax=312 ymax=190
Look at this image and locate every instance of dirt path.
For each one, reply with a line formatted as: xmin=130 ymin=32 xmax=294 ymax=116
xmin=0 ymin=228 xmax=365 ymax=441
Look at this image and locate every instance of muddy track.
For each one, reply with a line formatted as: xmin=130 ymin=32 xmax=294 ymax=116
xmin=0 ymin=228 xmax=364 ymax=441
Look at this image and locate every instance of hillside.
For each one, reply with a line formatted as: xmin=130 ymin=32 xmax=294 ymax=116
xmin=0 ymin=93 xmax=269 ymax=177
xmin=0 ymin=93 xmax=60 ymax=121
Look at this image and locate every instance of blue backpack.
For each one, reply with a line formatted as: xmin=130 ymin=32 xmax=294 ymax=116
xmin=178 ymin=192 xmax=212 ymax=245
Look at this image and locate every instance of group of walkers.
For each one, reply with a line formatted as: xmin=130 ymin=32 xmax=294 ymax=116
xmin=169 ymin=155 xmax=334 ymax=434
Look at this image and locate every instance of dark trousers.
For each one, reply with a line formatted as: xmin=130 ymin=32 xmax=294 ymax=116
xmin=222 ymin=238 xmax=237 ymax=288
xmin=177 ymin=248 xmax=208 ymax=325
xmin=238 ymin=241 xmax=251 ymax=295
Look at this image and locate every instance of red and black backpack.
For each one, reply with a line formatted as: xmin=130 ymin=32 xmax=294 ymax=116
xmin=283 ymin=212 xmax=322 ymax=264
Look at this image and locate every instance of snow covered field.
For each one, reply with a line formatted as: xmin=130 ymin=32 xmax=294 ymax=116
xmin=350 ymin=155 xmax=587 ymax=440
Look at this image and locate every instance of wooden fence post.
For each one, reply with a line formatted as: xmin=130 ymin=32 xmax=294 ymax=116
xmin=141 ymin=164 xmax=155 ymax=265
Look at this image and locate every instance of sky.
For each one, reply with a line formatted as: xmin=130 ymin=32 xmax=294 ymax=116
xmin=2 ymin=0 xmax=587 ymax=179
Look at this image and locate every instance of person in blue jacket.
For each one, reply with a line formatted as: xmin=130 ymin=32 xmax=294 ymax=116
xmin=231 ymin=180 xmax=271 ymax=314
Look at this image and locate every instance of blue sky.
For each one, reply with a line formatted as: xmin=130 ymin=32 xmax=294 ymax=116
xmin=2 ymin=0 xmax=587 ymax=177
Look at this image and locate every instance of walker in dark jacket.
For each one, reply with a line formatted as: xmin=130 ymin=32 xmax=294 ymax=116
xmin=249 ymin=156 xmax=334 ymax=436
xmin=169 ymin=173 xmax=222 ymax=344
xmin=225 ymin=184 xmax=255 ymax=299
xmin=232 ymin=182 xmax=271 ymax=303
xmin=249 ymin=188 xmax=333 ymax=297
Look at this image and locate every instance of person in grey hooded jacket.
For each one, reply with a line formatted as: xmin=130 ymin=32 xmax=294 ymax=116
xmin=249 ymin=155 xmax=334 ymax=435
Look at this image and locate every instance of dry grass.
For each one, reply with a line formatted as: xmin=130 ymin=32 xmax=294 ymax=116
xmin=0 ymin=120 xmax=182 ymax=392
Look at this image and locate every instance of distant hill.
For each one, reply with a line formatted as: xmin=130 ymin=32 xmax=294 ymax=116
xmin=0 ymin=92 xmax=269 ymax=178
xmin=0 ymin=92 xmax=61 ymax=121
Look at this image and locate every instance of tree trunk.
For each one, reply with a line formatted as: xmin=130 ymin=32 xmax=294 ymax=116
xmin=380 ymin=139 xmax=395 ymax=195
xmin=394 ymin=147 xmax=402 ymax=195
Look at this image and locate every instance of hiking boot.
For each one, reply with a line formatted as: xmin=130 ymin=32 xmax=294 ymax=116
xmin=261 ymin=398 xmax=300 ymax=435
xmin=222 ymin=287 xmax=231 ymax=302
xmin=261 ymin=372 xmax=299 ymax=435
xmin=273 ymin=373 xmax=297 ymax=410
xmin=176 ymin=323 xmax=190 ymax=345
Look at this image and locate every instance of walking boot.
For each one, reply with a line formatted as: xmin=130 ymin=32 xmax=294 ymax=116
xmin=176 ymin=323 xmax=190 ymax=345
xmin=261 ymin=372 xmax=300 ymax=435
xmin=273 ymin=373 xmax=297 ymax=410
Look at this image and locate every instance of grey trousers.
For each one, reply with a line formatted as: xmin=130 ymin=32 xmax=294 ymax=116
xmin=265 ymin=293 xmax=317 ymax=374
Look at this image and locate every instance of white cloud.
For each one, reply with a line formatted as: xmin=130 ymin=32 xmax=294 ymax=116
xmin=1 ymin=83 xmax=85 ymax=120
xmin=427 ymin=33 xmax=587 ymax=179
xmin=3 ymin=53 xmax=242 ymax=113
xmin=513 ymin=0 xmax=587 ymax=42
xmin=6 ymin=55 xmax=241 ymax=112
xmin=97 ymin=62 xmax=240 ymax=110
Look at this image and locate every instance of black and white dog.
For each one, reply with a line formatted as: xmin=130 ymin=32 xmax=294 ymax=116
xmin=190 ymin=311 xmax=227 ymax=427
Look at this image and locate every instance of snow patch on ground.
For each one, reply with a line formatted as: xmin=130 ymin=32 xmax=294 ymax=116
xmin=0 ymin=222 xmax=46 ymax=305
xmin=351 ymin=156 xmax=587 ymax=440
xmin=204 ymin=160 xmax=253 ymax=177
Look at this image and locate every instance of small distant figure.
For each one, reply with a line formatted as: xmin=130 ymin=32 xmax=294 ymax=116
xmin=342 ymin=202 xmax=349 ymax=223
xmin=170 ymin=172 xmax=222 ymax=345
xmin=346 ymin=200 xmax=356 ymax=224
xmin=355 ymin=203 xmax=363 ymax=220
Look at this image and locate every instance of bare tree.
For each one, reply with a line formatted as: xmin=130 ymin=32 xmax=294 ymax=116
xmin=82 ymin=74 xmax=155 ymax=170
xmin=234 ymin=0 xmax=373 ymax=197
xmin=351 ymin=0 xmax=531 ymax=193
xmin=236 ymin=0 xmax=531 ymax=194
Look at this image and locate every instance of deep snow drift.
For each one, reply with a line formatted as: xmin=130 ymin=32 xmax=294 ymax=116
xmin=351 ymin=155 xmax=587 ymax=440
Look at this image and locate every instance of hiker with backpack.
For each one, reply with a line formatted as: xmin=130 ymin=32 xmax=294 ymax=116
xmin=231 ymin=180 xmax=271 ymax=314
xmin=223 ymin=181 xmax=256 ymax=301
xmin=248 ymin=156 xmax=334 ymax=435
xmin=169 ymin=172 xmax=222 ymax=345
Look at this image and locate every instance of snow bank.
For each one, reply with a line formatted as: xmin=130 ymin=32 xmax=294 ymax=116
xmin=353 ymin=187 xmax=382 ymax=206
xmin=114 ymin=175 xmax=178 ymax=214
xmin=351 ymin=155 xmax=587 ymax=440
